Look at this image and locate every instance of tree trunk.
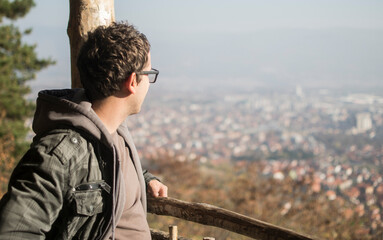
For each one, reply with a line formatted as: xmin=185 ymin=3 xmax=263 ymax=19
xmin=67 ymin=0 xmax=115 ymax=88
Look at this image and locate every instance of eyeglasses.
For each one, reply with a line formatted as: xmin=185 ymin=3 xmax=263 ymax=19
xmin=136 ymin=68 xmax=159 ymax=83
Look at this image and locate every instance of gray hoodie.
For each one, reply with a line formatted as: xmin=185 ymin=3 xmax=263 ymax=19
xmin=0 ymin=88 xmax=149 ymax=240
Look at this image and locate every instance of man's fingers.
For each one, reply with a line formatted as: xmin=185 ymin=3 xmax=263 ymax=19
xmin=148 ymin=180 xmax=168 ymax=198
xmin=151 ymin=185 xmax=160 ymax=197
xmin=159 ymin=185 xmax=168 ymax=197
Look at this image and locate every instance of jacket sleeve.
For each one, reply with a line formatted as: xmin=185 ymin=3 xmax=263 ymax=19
xmin=0 ymin=147 xmax=66 ymax=239
xmin=142 ymin=169 xmax=161 ymax=184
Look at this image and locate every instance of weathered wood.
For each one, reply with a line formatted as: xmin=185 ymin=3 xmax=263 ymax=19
xmin=148 ymin=197 xmax=319 ymax=240
xmin=67 ymin=0 xmax=115 ymax=88
xmin=150 ymin=228 xmax=191 ymax=240
xmin=169 ymin=225 xmax=178 ymax=240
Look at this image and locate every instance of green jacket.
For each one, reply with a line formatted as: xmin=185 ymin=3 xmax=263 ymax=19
xmin=0 ymin=89 xmax=156 ymax=239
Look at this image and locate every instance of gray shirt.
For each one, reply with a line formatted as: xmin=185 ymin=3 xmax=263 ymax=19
xmin=112 ymin=133 xmax=151 ymax=240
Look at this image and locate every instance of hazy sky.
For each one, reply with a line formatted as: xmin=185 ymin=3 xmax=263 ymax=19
xmin=15 ymin=0 xmax=383 ymax=96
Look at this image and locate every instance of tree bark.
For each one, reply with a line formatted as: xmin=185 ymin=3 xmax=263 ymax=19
xmin=67 ymin=0 xmax=115 ymax=88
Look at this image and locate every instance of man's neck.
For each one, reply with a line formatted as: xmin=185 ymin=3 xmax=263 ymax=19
xmin=91 ymin=96 xmax=129 ymax=134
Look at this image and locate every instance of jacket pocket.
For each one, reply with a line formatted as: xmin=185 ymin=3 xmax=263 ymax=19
xmin=73 ymin=188 xmax=104 ymax=216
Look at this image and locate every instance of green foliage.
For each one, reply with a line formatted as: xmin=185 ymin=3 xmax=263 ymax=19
xmin=0 ymin=0 xmax=34 ymax=21
xmin=0 ymin=0 xmax=54 ymax=160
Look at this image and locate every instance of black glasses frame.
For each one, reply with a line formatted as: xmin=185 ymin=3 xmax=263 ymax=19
xmin=136 ymin=68 xmax=159 ymax=83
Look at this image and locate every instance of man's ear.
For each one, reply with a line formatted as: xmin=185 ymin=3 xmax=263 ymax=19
xmin=124 ymin=72 xmax=137 ymax=94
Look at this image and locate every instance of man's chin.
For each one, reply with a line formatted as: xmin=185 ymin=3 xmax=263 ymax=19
xmin=130 ymin=108 xmax=141 ymax=116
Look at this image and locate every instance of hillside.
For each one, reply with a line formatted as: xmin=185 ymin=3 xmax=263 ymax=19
xmin=146 ymin=154 xmax=381 ymax=240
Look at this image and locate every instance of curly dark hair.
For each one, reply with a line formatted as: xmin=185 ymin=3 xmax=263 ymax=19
xmin=77 ymin=22 xmax=150 ymax=101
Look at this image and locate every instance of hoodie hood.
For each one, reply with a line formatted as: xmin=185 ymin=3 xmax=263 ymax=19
xmin=33 ymin=88 xmax=114 ymax=148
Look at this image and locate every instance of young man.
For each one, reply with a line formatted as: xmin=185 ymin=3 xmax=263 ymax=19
xmin=0 ymin=22 xmax=167 ymax=239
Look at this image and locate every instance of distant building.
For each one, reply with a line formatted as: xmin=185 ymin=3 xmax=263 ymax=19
xmin=356 ymin=113 xmax=372 ymax=132
xmin=295 ymin=85 xmax=304 ymax=98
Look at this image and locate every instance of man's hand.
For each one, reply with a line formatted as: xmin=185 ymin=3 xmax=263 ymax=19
xmin=147 ymin=180 xmax=168 ymax=197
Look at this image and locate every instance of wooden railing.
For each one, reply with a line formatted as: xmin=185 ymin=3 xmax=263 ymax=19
xmin=148 ymin=197 xmax=319 ymax=240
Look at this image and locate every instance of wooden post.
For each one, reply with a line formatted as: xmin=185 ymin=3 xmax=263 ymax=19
xmin=169 ymin=225 xmax=178 ymax=240
xmin=67 ymin=0 xmax=115 ymax=88
xmin=148 ymin=197 xmax=318 ymax=240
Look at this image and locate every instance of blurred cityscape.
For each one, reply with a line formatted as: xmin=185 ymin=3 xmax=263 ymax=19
xmin=127 ymin=86 xmax=383 ymax=233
